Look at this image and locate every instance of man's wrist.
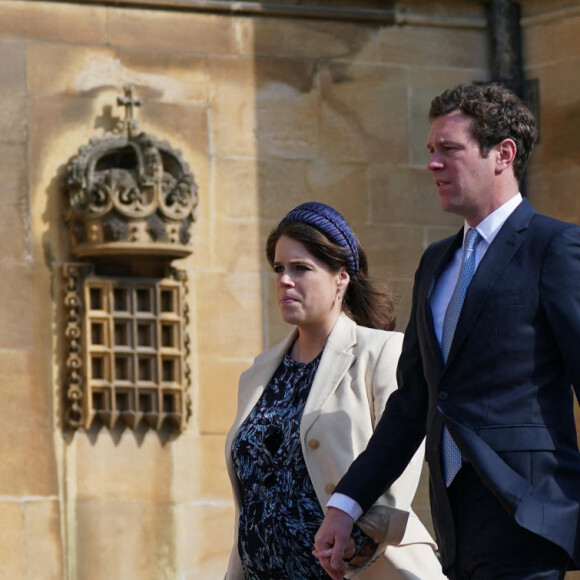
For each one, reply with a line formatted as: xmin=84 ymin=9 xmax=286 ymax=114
xmin=326 ymin=493 xmax=363 ymax=521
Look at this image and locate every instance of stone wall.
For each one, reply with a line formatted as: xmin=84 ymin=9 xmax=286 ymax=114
xmin=0 ymin=0 xmax=577 ymax=578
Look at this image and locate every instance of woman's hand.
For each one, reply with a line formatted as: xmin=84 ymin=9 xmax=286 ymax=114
xmin=312 ymin=508 xmax=354 ymax=580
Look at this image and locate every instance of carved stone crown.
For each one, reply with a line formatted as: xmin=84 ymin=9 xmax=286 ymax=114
xmin=65 ymin=87 xmax=198 ymax=260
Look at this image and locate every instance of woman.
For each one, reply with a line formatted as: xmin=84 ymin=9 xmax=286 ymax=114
xmin=225 ymin=202 xmax=446 ymax=579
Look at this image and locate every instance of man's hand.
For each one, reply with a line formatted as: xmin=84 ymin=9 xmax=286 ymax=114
xmin=313 ymin=507 xmax=354 ymax=580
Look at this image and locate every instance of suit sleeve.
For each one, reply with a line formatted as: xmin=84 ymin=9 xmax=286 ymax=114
xmin=368 ymin=332 xmax=426 ymax=512
xmin=334 ymin=253 xmax=430 ymax=513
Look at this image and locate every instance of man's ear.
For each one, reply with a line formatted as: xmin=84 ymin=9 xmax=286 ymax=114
xmin=495 ymin=138 xmax=517 ymax=173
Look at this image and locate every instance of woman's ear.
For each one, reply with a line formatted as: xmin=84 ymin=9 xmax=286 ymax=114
xmin=337 ymin=268 xmax=350 ymax=294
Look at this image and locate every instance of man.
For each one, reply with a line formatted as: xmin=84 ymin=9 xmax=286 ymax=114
xmin=313 ymin=83 xmax=580 ymax=580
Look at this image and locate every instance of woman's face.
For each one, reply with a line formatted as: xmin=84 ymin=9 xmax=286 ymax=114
xmin=273 ymin=235 xmax=347 ymax=333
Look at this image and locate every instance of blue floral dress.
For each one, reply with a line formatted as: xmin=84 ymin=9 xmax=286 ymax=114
xmin=231 ymin=352 xmax=332 ymax=579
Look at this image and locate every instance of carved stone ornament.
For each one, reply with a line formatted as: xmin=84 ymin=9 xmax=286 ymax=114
xmin=63 ymin=262 xmax=192 ymax=432
xmin=65 ymin=87 xmax=198 ymax=259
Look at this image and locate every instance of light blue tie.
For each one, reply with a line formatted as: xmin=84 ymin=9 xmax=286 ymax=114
xmin=441 ymin=228 xmax=482 ymax=486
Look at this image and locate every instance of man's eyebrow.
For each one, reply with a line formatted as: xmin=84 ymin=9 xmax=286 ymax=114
xmin=426 ymin=138 xmax=462 ymax=149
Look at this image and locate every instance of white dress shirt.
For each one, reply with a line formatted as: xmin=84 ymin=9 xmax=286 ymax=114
xmin=327 ymin=193 xmax=523 ymax=522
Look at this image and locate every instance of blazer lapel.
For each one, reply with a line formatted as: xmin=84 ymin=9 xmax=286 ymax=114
xmin=300 ymin=314 xmax=356 ymax=440
xmin=224 ymin=329 xmax=296 ymax=503
xmin=231 ymin=330 xmax=297 ymax=434
xmin=445 ymin=199 xmax=535 ymax=368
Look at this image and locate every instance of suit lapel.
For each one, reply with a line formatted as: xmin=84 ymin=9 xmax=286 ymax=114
xmin=300 ymin=314 xmax=355 ymax=440
xmin=444 ymin=199 xmax=535 ymax=368
xmin=422 ymin=229 xmax=464 ymax=368
xmin=427 ymin=229 xmax=464 ymax=301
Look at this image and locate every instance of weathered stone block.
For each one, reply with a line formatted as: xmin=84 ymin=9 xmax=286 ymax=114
xmin=369 ymin=164 xmax=463 ymax=227
xmin=212 ymin=217 xmax=263 ymax=273
xmin=179 ymin=503 xmax=234 ymax=580
xmin=0 ymin=98 xmax=27 ymax=143
xmin=0 ymin=425 xmax=56 ymax=496
xmin=213 ymin=157 xmax=369 ymax=223
xmin=191 ymin=434 xmax=232 ymax=500
xmin=356 ymin=224 xmax=427 ymax=280
xmin=210 ymin=55 xmax=320 ymax=159
xmin=525 ymin=11 xmax=580 ymax=69
xmin=139 ymin=101 xmax=209 ymax=158
xmin=197 ymin=357 xmax=252 ymax=435
xmin=75 ymin=432 xmax=174 ymax=502
xmin=194 ymin=272 xmax=264 ymax=358
xmin=320 ymin=62 xmax=408 ymax=163
xmin=27 ymin=43 xmax=117 ymax=96
xmin=378 ymin=25 xmax=488 ymax=69
xmin=397 ymin=0 xmax=485 ymax=21
xmin=212 ymin=157 xmax=260 ymax=219
xmin=23 ymin=500 xmax=63 ymax=580
xmin=526 ymin=164 xmax=580 ymax=224
xmin=207 ymin=56 xmax=257 ymax=157
xmin=0 ymin=351 xmax=52 ymax=430
xmin=239 ymin=17 xmax=379 ymax=62
xmin=0 ymin=263 xmax=52 ymax=351
xmin=0 ymin=203 xmax=28 ymax=263
xmin=0 ymin=0 xmax=106 ymax=44
xmin=0 ymin=502 xmax=24 ymax=580
xmin=0 ymin=39 xmax=25 ymax=98
xmin=521 ymin=0 xmax=580 ymax=19
xmin=526 ymin=60 xmax=580 ymax=172
xmin=0 ymin=143 xmax=27 ymax=195
xmin=172 ymin=431 xmax=232 ymax=503
xmin=119 ymin=48 xmax=209 ymax=104
xmin=108 ymin=8 xmax=236 ymax=54
xmin=299 ymin=162 xmax=369 ymax=223
xmin=75 ymin=499 xmax=177 ymax=580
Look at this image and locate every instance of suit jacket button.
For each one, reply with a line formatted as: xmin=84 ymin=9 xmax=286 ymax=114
xmin=325 ymin=483 xmax=336 ymax=494
xmin=308 ymin=439 xmax=320 ymax=450
xmin=438 ymin=391 xmax=449 ymax=400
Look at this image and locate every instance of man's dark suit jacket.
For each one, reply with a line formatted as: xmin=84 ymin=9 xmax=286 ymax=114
xmin=334 ymin=199 xmax=580 ymax=572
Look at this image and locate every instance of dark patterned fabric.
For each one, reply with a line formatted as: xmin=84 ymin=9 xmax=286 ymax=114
xmin=231 ymin=352 xmax=332 ymax=579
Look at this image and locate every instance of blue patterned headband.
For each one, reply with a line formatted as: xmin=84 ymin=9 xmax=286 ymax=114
xmin=280 ymin=202 xmax=360 ymax=275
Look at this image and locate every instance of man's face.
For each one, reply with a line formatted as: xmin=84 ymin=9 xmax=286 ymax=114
xmin=427 ymin=110 xmax=498 ymax=225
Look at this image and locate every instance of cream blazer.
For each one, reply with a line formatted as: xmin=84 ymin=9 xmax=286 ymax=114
xmin=224 ymin=313 xmax=446 ymax=579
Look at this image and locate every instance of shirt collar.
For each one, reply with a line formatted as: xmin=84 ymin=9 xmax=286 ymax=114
xmin=463 ymin=193 xmax=523 ymax=246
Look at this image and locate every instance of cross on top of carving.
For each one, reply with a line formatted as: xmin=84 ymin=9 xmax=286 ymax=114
xmin=117 ymin=86 xmax=142 ymax=136
xmin=118 ymin=86 xmax=142 ymax=120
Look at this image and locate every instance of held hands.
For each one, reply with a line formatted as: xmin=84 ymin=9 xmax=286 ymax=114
xmin=313 ymin=507 xmax=355 ymax=580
